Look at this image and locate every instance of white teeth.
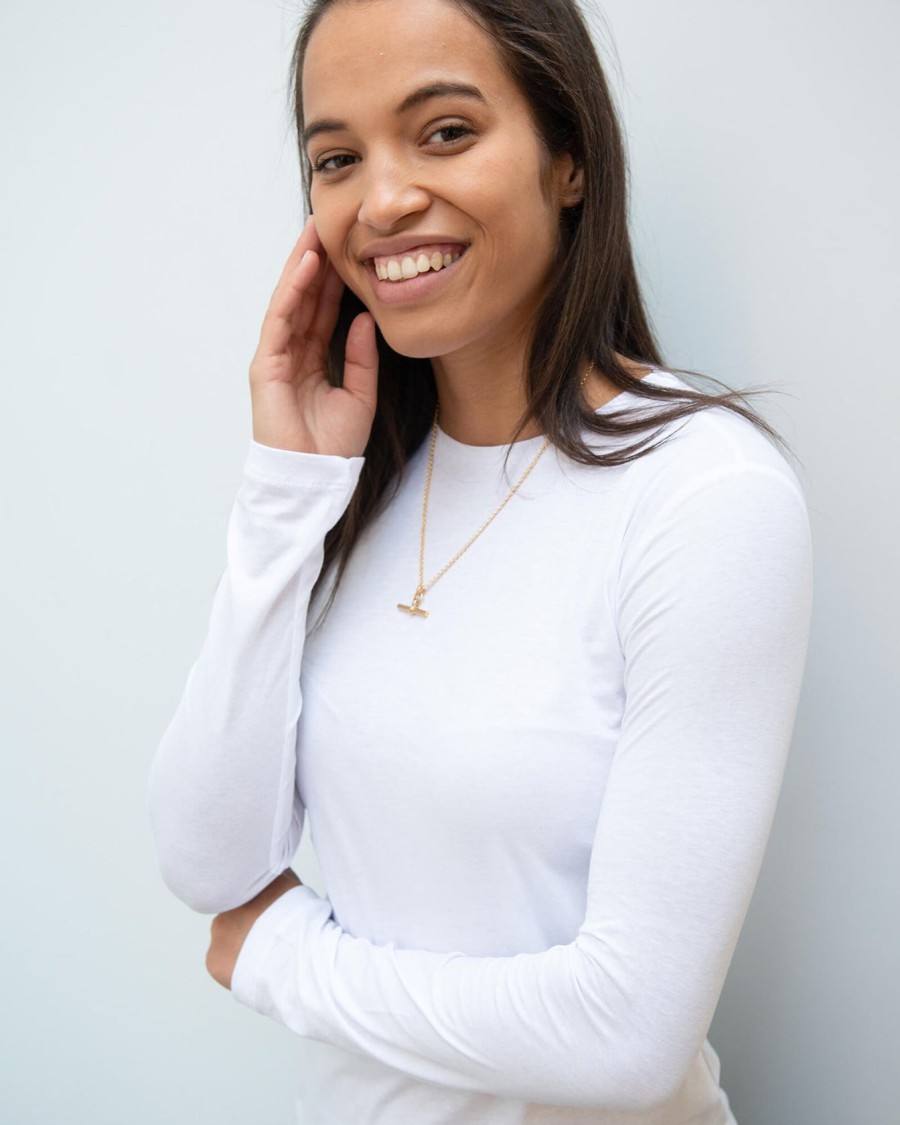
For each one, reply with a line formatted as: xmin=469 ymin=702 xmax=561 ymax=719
xmin=374 ymin=249 xmax=463 ymax=282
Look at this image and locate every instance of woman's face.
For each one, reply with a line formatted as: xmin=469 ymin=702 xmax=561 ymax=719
xmin=302 ymin=0 xmax=581 ymax=362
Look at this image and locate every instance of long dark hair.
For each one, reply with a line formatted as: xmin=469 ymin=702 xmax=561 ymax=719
xmin=287 ymin=0 xmax=787 ymax=630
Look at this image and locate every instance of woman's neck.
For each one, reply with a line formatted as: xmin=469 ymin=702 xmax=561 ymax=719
xmin=430 ymin=348 xmax=650 ymax=446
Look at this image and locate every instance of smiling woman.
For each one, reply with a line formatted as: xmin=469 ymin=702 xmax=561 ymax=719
xmin=301 ymin=6 xmax=583 ymax=367
xmin=147 ymin=1 xmax=813 ymax=1122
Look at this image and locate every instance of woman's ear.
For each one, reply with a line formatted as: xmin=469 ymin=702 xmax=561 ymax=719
xmin=554 ymin=153 xmax=585 ymax=208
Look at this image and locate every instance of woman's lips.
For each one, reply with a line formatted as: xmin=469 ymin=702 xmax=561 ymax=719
xmin=370 ymin=242 xmax=467 ymax=281
xmin=366 ymin=246 xmax=468 ymax=306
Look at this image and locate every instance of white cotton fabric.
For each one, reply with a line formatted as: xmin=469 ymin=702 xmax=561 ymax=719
xmin=148 ymin=370 xmax=813 ymax=1124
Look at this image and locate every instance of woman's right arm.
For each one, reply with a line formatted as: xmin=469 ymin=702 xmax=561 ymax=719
xmin=147 ymin=219 xmax=378 ymax=914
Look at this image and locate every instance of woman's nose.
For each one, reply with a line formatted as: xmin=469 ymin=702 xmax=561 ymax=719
xmin=356 ymin=157 xmax=430 ymax=231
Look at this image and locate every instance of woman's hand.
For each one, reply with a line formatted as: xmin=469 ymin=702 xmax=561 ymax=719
xmin=206 ymin=869 xmax=303 ymax=990
xmin=249 ymin=216 xmax=379 ymax=458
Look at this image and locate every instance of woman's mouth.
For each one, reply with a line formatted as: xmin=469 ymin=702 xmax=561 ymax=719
xmin=371 ymin=244 xmax=466 ymax=282
xmin=365 ymin=243 xmax=468 ymax=305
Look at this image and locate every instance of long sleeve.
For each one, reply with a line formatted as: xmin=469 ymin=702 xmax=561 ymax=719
xmin=147 ymin=440 xmax=365 ymax=914
xmin=229 ymin=460 xmax=813 ymax=1112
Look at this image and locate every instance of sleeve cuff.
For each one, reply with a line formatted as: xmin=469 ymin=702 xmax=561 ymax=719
xmin=243 ymin=439 xmax=366 ymax=489
xmin=230 ymin=883 xmax=337 ymax=1031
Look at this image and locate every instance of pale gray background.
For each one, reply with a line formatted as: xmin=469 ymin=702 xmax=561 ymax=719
xmin=1 ymin=0 xmax=897 ymax=1122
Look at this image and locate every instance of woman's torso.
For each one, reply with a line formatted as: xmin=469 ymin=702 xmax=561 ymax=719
xmin=290 ymin=371 xmax=777 ymax=1122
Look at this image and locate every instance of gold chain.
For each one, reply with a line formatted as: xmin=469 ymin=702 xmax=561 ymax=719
xmin=397 ymin=363 xmax=594 ymax=619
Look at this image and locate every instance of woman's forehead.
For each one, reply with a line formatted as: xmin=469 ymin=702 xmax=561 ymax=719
xmin=301 ymin=0 xmax=510 ymax=115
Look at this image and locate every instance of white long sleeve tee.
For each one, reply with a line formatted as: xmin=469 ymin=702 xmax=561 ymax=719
xmin=148 ymin=370 xmax=813 ymax=1124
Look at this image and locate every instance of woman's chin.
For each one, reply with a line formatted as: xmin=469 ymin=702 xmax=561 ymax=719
xmin=349 ymin=280 xmax=474 ymax=361
xmin=373 ymin=321 xmax=456 ymax=362
xmin=383 ymin=339 xmax=442 ymax=361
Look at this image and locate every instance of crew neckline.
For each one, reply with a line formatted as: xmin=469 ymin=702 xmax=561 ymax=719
xmin=430 ymin=368 xmax=678 ymax=479
xmin=435 ymin=367 xmax=672 ymax=449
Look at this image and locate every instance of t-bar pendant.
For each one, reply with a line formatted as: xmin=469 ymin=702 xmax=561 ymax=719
xmin=397 ymin=585 xmax=429 ymax=618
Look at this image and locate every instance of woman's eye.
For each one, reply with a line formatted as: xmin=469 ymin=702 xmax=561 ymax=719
xmin=311 ymin=153 xmax=357 ymax=174
xmin=426 ymin=123 xmax=474 ymax=145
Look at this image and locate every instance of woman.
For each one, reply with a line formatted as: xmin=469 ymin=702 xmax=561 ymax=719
xmin=148 ymin=0 xmax=813 ymax=1121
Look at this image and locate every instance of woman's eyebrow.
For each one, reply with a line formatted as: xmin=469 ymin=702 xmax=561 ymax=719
xmin=303 ymin=118 xmax=346 ymax=148
xmin=395 ymin=81 xmax=487 ymax=115
xmin=302 ymin=82 xmax=487 ymax=148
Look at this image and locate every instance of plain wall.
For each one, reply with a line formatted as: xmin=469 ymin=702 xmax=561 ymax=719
xmin=1 ymin=1 xmax=897 ymax=1121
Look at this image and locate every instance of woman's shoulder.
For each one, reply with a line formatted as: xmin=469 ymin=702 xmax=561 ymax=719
xmin=581 ymin=367 xmax=809 ymax=531
xmin=600 ymin=368 xmax=800 ymax=481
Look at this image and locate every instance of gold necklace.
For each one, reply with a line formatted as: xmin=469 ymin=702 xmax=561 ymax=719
xmin=397 ymin=364 xmax=594 ymax=619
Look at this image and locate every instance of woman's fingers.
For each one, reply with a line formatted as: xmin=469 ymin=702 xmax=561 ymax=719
xmin=248 ymin=230 xmax=378 ymax=456
xmin=274 ymin=215 xmax=320 ymax=289
xmin=307 ymin=256 xmax=346 ymax=347
xmin=255 ymin=248 xmax=320 ymax=366
xmin=286 ymin=249 xmax=327 ymax=341
xmin=254 ymin=218 xmax=324 ymax=356
xmin=342 ymin=312 xmax=379 ymax=409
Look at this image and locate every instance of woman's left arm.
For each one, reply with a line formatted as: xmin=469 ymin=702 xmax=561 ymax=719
xmin=210 ymin=462 xmax=813 ymax=1114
